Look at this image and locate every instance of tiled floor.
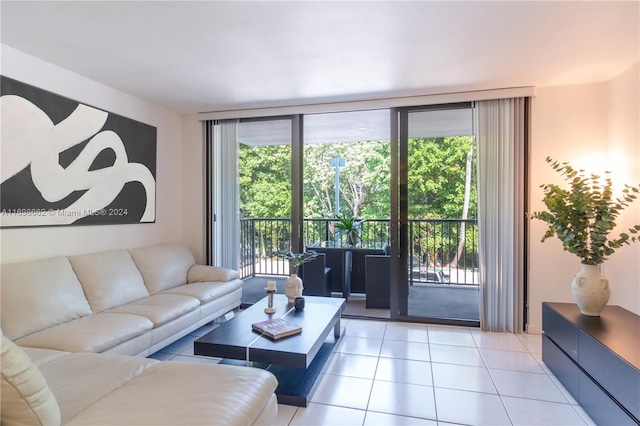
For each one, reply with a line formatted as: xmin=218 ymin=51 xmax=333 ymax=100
xmin=149 ymin=319 xmax=595 ymax=425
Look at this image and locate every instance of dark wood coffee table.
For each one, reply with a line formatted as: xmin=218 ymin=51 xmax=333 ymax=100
xmin=194 ymin=294 xmax=346 ymax=406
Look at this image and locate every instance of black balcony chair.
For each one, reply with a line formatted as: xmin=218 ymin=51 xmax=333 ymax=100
xmin=299 ymin=253 xmax=332 ymax=297
xmin=364 ymin=244 xmax=391 ymax=309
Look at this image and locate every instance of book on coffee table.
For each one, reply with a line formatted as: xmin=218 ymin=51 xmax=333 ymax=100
xmin=252 ymin=318 xmax=302 ymax=340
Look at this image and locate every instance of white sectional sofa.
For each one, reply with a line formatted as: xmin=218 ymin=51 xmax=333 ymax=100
xmin=0 ymin=242 xmax=279 ymax=425
xmin=1 ymin=242 xmax=242 ymax=356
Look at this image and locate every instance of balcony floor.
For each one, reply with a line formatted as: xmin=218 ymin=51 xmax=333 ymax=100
xmin=242 ymin=275 xmax=479 ymax=323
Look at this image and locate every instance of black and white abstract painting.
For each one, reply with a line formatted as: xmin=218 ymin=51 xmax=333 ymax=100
xmin=0 ymin=76 xmax=156 ymax=227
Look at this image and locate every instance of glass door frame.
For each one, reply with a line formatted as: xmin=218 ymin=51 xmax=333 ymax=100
xmin=234 ymin=114 xmax=302 ymax=275
xmin=390 ymin=104 xmax=479 ymax=326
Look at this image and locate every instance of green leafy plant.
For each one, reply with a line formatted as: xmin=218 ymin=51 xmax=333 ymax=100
xmin=334 ymin=213 xmax=361 ymax=246
xmin=275 ymin=250 xmax=318 ymax=274
xmin=532 ymin=157 xmax=640 ymax=265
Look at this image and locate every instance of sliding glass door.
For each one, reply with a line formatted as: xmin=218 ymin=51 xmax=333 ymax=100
xmin=236 ymin=117 xmax=300 ymax=278
xmin=393 ymin=105 xmax=480 ymax=325
xmin=302 ymin=110 xmax=391 ymax=313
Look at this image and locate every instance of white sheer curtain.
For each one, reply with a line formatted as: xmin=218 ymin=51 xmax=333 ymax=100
xmin=474 ymin=98 xmax=527 ymax=332
xmin=207 ymin=119 xmax=240 ymax=270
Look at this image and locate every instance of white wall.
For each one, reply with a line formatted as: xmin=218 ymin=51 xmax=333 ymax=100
xmin=604 ymin=63 xmax=640 ymax=313
xmin=0 ymin=45 xmax=184 ymax=263
xmin=181 ymin=114 xmax=206 ymax=263
xmin=528 ymin=63 xmax=640 ymax=333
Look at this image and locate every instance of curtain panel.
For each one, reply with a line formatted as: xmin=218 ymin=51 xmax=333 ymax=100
xmin=205 ymin=119 xmax=240 ymax=270
xmin=474 ymin=98 xmax=527 ymax=332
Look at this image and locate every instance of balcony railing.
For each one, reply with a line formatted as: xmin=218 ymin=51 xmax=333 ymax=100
xmin=240 ymin=218 xmax=478 ymax=286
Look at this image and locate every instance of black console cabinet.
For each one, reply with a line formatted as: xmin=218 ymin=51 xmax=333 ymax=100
xmin=542 ymin=302 xmax=640 ymax=425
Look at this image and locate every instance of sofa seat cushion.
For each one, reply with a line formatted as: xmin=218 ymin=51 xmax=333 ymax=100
xmin=129 ymin=242 xmax=196 ymax=294
xmin=14 ymin=313 xmax=153 ymax=353
xmin=35 ymin=352 xmax=158 ymax=424
xmin=1 ymin=336 xmax=61 ymax=426
xmin=66 ymin=362 xmax=278 ymax=426
xmin=21 ymin=346 xmax=70 ymax=366
xmin=1 ymin=256 xmax=92 ymax=340
xmin=106 ymin=294 xmax=200 ymax=327
xmin=161 ymin=279 xmax=243 ymax=304
xmin=69 ymin=249 xmax=150 ymax=313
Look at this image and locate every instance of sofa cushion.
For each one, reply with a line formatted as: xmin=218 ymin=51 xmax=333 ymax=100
xmin=187 ymin=264 xmax=239 ymax=283
xmin=1 ymin=257 xmax=92 ymax=340
xmin=69 ymin=249 xmax=150 ymax=313
xmin=107 ymin=294 xmax=200 ymax=327
xmin=15 ymin=313 xmax=153 ymax=353
xmin=1 ymin=335 xmax=61 ymax=426
xmin=21 ymin=347 xmax=71 ymax=367
xmin=129 ymin=242 xmax=196 ymax=294
xmin=35 ymin=352 xmax=158 ymax=424
xmin=161 ymin=279 xmax=243 ymax=304
xmin=66 ymin=362 xmax=278 ymax=426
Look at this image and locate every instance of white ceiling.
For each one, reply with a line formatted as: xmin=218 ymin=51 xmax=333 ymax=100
xmin=1 ymin=1 xmax=638 ymax=114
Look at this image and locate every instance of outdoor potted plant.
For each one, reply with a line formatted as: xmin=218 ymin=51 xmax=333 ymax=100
xmin=334 ymin=213 xmax=361 ymax=246
xmin=275 ymin=250 xmax=319 ymax=302
xmin=532 ymin=157 xmax=640 ymax=316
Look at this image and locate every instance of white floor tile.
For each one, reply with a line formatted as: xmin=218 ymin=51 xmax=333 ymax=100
xmin=375 ymin=357 xmax=433 ymax=386
xmin=326 ymin=353 xmax=379 ymax=379
xmin=273 ymin=404 xmax=298 ymax=425
xmin=479 ymin=348 xmax=545 ymax=374
xmin=517 ymin=333 xmax=542 ymax=354
xmin=163 ymin=319 xmax=600 ymax=426
xmin=427 ymin=327 xmax=476 ymax=347
xmin=368 ymin=380 xmax=437 ymax=420
xmin=337 ymin=336 xmax=383 ymax=357
xmin=346 ymin=319 xmax=387 ymax=339
xmin=430 ymin=344 xmax=485 ymax=367
xmin=364 ymin=411 xmax=437 ymax=425
xmin=502 ymin=396 xmax=586 ymax=425
xmin=432 ymin=363 xmax=497 ymax=394
xmin=380 ymin=340 xmax=430 ymax=361
xmin=472 ymin=332 xmax=528 ymax=352
xmin=531 ymin=353 xmax=553 ymax=374
xmin=311 ymin=374 xmax=373 ymax=410
xmin=434 ymin=387 xmax=511 ymax=425
xmin=180 ymin=344 xmax=197 ymax=356
xmin=490 ymin=368 xmax=568 ymax=403
xmin=290 ymin=403 xmax=366 ymax=425
xmin=384 ymin=322 xmax=429 ymax=343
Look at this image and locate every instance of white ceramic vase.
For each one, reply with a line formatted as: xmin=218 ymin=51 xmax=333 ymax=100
xmin=284 ymin=273 xmax=303 ymax=303
xmin=571 ymin=264 xmax=610 ymax=316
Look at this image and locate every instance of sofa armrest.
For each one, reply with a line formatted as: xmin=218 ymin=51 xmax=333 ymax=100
xmin=187 ymin=264 xmax=239 ymax=283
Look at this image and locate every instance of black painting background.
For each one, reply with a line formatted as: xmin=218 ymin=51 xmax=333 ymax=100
xmin=0 ymin=76 xmax=157 ymax=226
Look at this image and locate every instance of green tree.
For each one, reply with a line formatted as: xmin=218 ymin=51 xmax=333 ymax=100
xmin=303 ymin=140 xmax=390 ymax=219
xmin=407 ymin=136 xmax=477 ymax=219
xmin=239 ymin=144 xmax=291 ymax=218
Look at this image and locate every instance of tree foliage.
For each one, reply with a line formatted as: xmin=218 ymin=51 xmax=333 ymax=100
xmin=239 ymin=144 xmax=291 ymax=218
xmin=240 ymin=136 xmax=476 ymax=222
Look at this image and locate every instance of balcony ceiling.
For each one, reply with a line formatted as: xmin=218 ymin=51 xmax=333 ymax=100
xmin=1 ymin=1 xmax=638 ymax=114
